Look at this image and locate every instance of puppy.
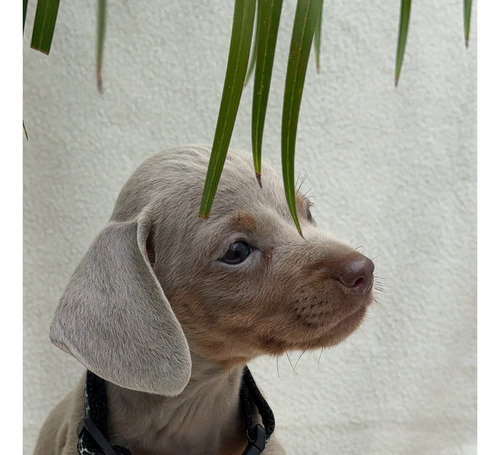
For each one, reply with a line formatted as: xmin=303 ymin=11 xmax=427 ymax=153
xmin=34 ymin=146 xmax=374 ymax=455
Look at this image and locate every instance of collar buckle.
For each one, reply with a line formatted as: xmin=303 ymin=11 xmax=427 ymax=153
xmin=242 ymin=424 xmax=266 ymax=455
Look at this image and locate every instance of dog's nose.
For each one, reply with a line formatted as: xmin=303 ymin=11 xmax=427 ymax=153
xmin=333 ymin=253 xmax=374 ymax=295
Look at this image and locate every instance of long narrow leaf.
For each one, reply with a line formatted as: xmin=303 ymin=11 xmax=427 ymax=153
xmin=200 ymin=0 xmax=256 ymax=218
xmin=252 ymin=0 xmax=283 ymax=186
xmin=464 ymin=0 xmax=472 ymax=48
xmin=23 ymin=0 xmax=28 ymax=31
xmin=96 ymin=0 xmax=107 ymax=94
xmin=23 ymin=0 xmax=29 ymax=141
xmin=282 ymin=0 xmax=323 ymax=236
xmin=244 ymin=41 xmax=258 ymax=87
xmin=244 ymin=5 xmax=259 ymax=87
xmin=30 ymin=0 xmax=61 ymax=54
xmin=313 ymin=0 xmax=323 ymax=73
xmin=395 ymin=0 xmax=411 ymax=86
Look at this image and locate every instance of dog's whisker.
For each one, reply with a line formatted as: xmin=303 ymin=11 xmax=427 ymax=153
xmin=293 ymin=350 xmax=306 ymax=370
xmin=302 ymin=187 xmax=312 ymax=198
xmin=370 ymin=252 xmax=385 ymax=261
xmin=302 ymin=188 xmax=317 ymax=201
xmin=276 ymin=356 xmax=282 ymax=381
xmin=317 ymin=348 xmax=324 ymax=368
xmin=354 ymin=245 xmax=366 ymax=254
xmin=374 ymin=283 xmax=388 ymax=293
xmin=295 ymin=172 xmax=309 ymax=193
xmin=308 ymin=191 xmax=327 ymax=199
xmin=373 ymin=274 xmax=388 ymax=291
xmin=285 ymin=352 xmax=298 ymax=375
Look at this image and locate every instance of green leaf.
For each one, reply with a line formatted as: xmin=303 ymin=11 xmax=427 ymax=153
xmin=251 ymin=0 xmax=283 ymax=186
xmin=244 ymin=5 xmax=259 ymax=87
xmin=30 ymin=0 xmax=61 ymax=55
xmin=282 ymin=0 xmax=323 ymax=236
xmin=199 ymin=0 xmax=256 ymax=218
xmin=464 ymin=0 xmax=472 ymax=48
xmin=96 ymin=0 xmax=107 ymax=93
xmin=395 ymin=0 xmax=411 ymax=86
xmin=313 ymin=0 xmax=323 ymax=73
xmin=23 ymin=0 xmax=28 ymax=31
xmin=244 ymin=41 xmax=258 ymax=87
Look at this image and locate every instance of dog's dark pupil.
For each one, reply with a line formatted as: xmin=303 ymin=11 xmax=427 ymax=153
xmin=307 ymin=208 xmax=313 ymax=223
xmin=220 ymin=241 xmax=250 ymax=264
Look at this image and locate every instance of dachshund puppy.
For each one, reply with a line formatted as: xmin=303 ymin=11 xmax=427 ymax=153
xmin=34 ymin=146 xmax=374 ymax=455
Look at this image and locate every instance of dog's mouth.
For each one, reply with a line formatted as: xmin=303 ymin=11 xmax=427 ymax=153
xmin=257 ymin=291 xmax=372 ymax=355
xmin=293 ymin=279 xmax=372 ymax=325
xmin=299 ymin=297 xmax=370 ymax=347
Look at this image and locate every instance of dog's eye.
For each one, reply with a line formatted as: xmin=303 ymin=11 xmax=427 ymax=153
xmin=219 ymin=241 xmax=251 ymax=265
xmin=306 ymin=207 xmax=314 ymax=223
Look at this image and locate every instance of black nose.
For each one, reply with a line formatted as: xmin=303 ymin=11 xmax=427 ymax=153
xmin=333 ymin=253 xmax=374 ymax=295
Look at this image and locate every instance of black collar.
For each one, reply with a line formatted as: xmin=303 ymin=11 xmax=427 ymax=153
xmin=76 ymin=367 xmax=275 ymax=455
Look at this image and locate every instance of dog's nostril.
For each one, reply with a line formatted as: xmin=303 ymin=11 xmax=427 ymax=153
xmin=350 ymin=276 xmax=366 ymax=289
xmin=334 ymin=254 xmax=374 ymax=295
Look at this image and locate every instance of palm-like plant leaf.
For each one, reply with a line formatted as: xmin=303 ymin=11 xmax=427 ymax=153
xmin=23 ymin=0 xmax=29 ymax=31
xmin=282 ymin=0 xmax=323 ymax=235
xmin=313 ymin=0 xmax=323 ymax=72
xmin=96 ymin=0 xmax=107 ymax=93
xmin=251 ymin=0 xmax=283 ymax=186
xmin=199 ymin=0 xmax=256 ymax=218
xmin=30 ymin=0 xmax=61 ymax=54
xmin=463 ymin=0 xmax=472 ymax=48
xmin=244 ymin=6 xmax=259 ymax=87
xmin=24 ymin=0 xmax=472 ymax=229
xmin=244 ymin=44 xmax=258 ymax=88
xmin=395 ymin=0 xmax=411 ymax=86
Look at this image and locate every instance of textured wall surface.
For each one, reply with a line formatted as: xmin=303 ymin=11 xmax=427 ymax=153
xmin=24 ymin=1 xmax=476 ymax=454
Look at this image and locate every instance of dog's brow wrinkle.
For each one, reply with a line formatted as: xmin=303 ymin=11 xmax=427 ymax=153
xmin=231 ymin=212 xmax=257 ymax=233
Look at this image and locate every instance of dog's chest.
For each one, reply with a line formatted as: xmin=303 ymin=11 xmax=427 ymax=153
xmin=108 ymin=395 xmax=247 ymax=455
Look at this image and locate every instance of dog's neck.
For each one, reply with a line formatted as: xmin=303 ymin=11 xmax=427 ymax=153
xmin=105 ymin=354 xmax=247 ymax=455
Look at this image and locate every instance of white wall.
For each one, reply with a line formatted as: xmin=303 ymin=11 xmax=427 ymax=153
xmin=23 ymin=1 xmax=476 ymax=454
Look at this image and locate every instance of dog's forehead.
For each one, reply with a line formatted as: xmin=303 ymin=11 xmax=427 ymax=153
xmin=112 ymin=146 xmax=295 ymax=223
xmin=212 ymin=154 xmax=290 ymax=217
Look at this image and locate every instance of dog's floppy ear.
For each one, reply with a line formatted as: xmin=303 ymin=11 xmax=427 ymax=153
xmin=49 ymin=212 xmax=192 ymax=396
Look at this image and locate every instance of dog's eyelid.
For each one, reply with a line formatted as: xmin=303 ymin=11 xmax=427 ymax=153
xmin=302 ymin=195 xmax=315 ymax=208
xmin=302 ymin=197 xmax=315 ymax=224
xmin=307 ymin=209 xmax=316 ymax=225
xmin=218 ymin=240 xmax=253 ymax=265
xmin=208 ymin=230 xmax=251 ymax=262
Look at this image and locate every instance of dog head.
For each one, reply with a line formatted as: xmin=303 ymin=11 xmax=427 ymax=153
xmin=50 ymin=146 xmax=374 ymax=396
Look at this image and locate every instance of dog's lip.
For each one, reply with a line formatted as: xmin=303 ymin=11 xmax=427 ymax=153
xmin=323 ymin=294 xmax=372 ymax=332
xmin=338 ymin=302 xmax=367 ymax=324
xmin=293 ymin=289 xmax=373 ymax=330
xmin=296 ymin=304 xmax=367 ymax=350
xmin=258 ymin=299 xmax=369 ymax=353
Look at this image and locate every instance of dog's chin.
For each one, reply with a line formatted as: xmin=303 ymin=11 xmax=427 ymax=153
xmin=304 ymin=303 xmax=368 ymax=349
xmin=259 ymin=293 xmax=372 ymax=355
